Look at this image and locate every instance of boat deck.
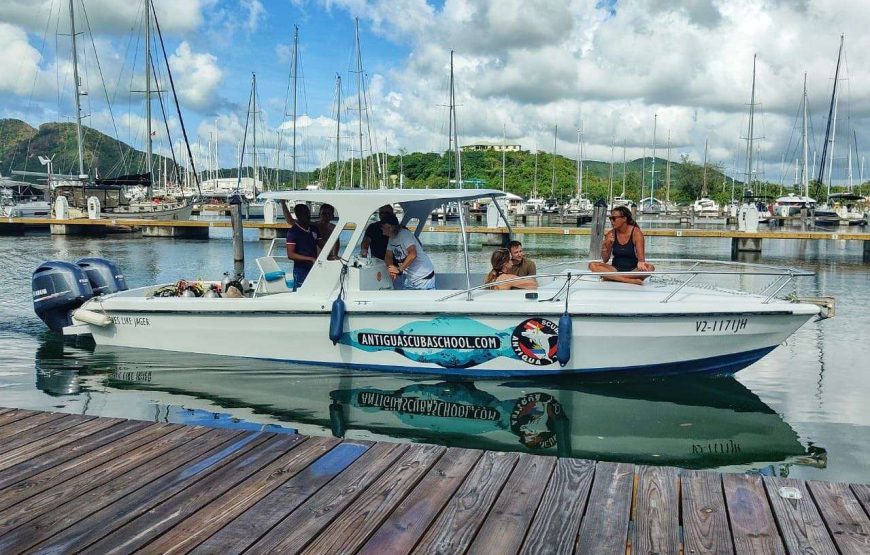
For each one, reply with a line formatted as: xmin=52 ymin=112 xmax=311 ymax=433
xmin=0 ymin=407 xmax=867 ymax=554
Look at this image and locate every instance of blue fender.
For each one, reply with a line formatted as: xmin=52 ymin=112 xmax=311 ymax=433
xmin=329 ymin=298 xmax=346 ymax=345
xmin=557 ymin=312 xmax=572 ymax=367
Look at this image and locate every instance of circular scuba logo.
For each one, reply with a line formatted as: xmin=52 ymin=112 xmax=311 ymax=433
xmin=509 ymin=392 xmax=563 ymax=449
xmin=510 ymin=318 xmax=559 ymax=366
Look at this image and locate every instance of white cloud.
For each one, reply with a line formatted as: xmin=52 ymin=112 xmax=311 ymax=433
xmin=168 ymin=42 xmax=224 ymax=111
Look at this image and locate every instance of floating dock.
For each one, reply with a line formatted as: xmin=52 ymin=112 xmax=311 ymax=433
xmin=0 ymin=407 xmax=866 ymax=554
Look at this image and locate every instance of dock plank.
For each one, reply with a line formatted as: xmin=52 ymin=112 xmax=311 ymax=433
xmin=78 ymin=433 xmax=303 ymax=555
xmin=0 ymin=428 xmax=244 ymax=554
xmin=0 ymin=420 xmax=148 ymax=490
xmin=246 ymin=442 xmax=408 ymax=554
xmin=808 ymin=480 xmax=870 ymax=555
xmin=520 ymin=458 xmax=595 ymax=555
xmin=358 ymin=448 xmax=482 ymax=555
xmin=142 ymin=436 xmax=338 ymax=555
xmin=0 ymin=409 xmax=38 ymax=429
xmin=0 ymin=411 xmax=68 ymax=447
xmin=31 ymin=430 xmax=272 ymax=555
xmin=722 ymin=473 xmax=785 ymax=555
xmin=0 ymin=423 xmax=175 ymax=506
xmin=0 ymin=414 xmax=95 ymax=460
xmin=576 ymin=462 xmax=634 ymax=555
xmin=633 ymin=465 xmax=680 ymax=555
xmin=0 ymin=423 xmax=194 ymax=535
xmin=764 ymin=477 xmax=837 ymax=555
xmin=190 ymin=441 xmax=372 ymax=555
xmin=413 ymin=450 xmax=519 ymax=555
xmin=681 ymin=470 xmax=733 ymax=555
xmin=0 ymin=417 xmax=123 ymax=473
xmin=303 ymin=444 xmax=445 ymax=555
xmin=851 ymin=483 xmax=870 ymax=514
xmin=467 ymin=453 xmax=556 ymax=555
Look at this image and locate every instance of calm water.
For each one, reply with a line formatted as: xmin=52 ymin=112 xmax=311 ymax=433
xmin=0 ymin=227 xmax=868 ymax=482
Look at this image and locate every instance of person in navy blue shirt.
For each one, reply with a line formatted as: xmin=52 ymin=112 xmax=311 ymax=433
xmin=283 ymin=202 xmax=320 ymax=286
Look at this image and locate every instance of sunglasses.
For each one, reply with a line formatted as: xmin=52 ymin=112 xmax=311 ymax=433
xmin=609 ymin=215 xmax=626 ymax=221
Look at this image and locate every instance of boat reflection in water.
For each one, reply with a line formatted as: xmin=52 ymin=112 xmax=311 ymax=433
xmin=34 ymin=340 xmax=826 ymax=471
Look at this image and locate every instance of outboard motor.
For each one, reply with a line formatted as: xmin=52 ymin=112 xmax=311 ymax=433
xmin=75 ymin=257 xmax=128 ymax=295
xmin=32 ymin=261 xmax=95 ymax=331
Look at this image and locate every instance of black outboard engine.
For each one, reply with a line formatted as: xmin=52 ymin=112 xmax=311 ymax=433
xmin=32 ymin=261 xmax=95 ymax=331
xmin=75 ymin=257 xmax=128 ymax=295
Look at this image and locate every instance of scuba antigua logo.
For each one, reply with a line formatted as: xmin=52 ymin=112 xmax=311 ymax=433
xmin=510 ymin=318 xmax=559 ymax=366
xmin=509 ymin=392 xmax=563 ymax=449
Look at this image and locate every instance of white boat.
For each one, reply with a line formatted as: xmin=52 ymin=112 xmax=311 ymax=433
xmin=773 ymin=194 xmax=816 ymax=217
xmin=609 ymin=196 xmax=634 ymax=211
xmin=523 ymin=196 xmax=545 ymax=214
xmin=565 ymin=196 xmax=593 ymax=215
xmin=692 ymin=198 xmax=720 ymax=217
xmin=45 ymin=188 xmax=827 ymax=379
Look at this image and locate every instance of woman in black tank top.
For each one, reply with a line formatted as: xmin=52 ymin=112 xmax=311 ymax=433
xmin=587 ymin=206 xmax=655 ymax=285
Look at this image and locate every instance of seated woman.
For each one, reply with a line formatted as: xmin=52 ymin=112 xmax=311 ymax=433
xmin=484 ymin=249 xmax=538 ymax=290
xmin=588 ymin=206 xmax=655 ymax=285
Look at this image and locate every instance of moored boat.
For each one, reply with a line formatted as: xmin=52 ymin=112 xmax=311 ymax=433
xmin=33 ymin=188 xmax=829 ymax=379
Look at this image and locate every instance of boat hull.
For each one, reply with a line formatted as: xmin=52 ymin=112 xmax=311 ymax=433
xmin=85 ymin=308 xmax=814 ymax=378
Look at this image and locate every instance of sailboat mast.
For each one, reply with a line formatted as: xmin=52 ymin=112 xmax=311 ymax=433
xmin=145 ymin=0 xmax=153 ymax=195
xmin=355 ymin=19 xmax=365 ymax=189
xmin=576 ymin=123 xmax=582 ymax=198
xmin=665 ymin=131 xmax=671 ymax=203
xmin=501 ymin=124 xmax=506 ymax=192
xmin=291 ymin=25 xmax=298 ymax=190
xmin=817 ymin=34 xmax=844 ymax=193
xmin=335 ymin=74 xmax=341 ymax=189
xmin=252 ymin=73 xmax=258 ymax=196
xmin=450 ymin=51 xmax=462 ymax=188
xmin=622 ymin=139 xmax=626 ymax=197
xmin=68 ymin=0 xmax=85 ymax=178
xmin=650 ymin=113 xmax=657 ymax=202
xmin=551 ymin=125 xmax=557 ymax=198
xmin=745 ymin=54 xmax=756 ymax=193
xmin=802 ymin=73 xmax=809 ymax=196
xmin=608 ymin=140 xmax=614 ymax=205
xmin=702 ymin=138 xmax=709 ymax=198
xmin=826 ymin=39 xmax=843 ymax=197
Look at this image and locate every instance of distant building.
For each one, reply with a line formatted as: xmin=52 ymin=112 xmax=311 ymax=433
xmin=461 ymin=143 xmax=521 ymax=153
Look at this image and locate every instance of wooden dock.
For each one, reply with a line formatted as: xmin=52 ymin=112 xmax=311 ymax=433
xmin=0 ymin=407 xmax=867 ymax=554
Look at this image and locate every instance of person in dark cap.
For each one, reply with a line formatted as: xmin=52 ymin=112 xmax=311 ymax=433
xmin=381 ymin=213 xmax=436 ymax=289
xmin=360 ymin=204 xmax=394 ymax=260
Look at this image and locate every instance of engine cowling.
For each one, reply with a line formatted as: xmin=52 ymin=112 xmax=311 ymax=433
xmin=32 ymin=261 xmax=95 ymax=331
xmin=75 ymin=257 xmax=128 ymax=295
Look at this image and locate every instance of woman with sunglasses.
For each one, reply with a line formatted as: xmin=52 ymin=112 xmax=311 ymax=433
xmin=588 ymin=206 xmax=655 ymax=285
xmin=484 ymin=249 xmax=538 ymax=290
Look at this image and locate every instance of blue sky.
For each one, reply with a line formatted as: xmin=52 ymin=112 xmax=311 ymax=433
xmin=0 ymin=0 xmax=866 ymax=186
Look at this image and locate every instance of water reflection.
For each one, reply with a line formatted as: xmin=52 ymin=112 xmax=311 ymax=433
xmin=33 ymin=337 xmax=826 ymax=471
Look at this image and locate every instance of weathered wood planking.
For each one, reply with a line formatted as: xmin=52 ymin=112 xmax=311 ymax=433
xmin=681 ymin=470 xmax=734 ymax=555
xmin=358 ymin=448 xmax=483 ymax=555
xmin=722 ymin=473 xmax=786 ymax=555
xmin=0 ymin=407 xmax=864 ymax=555
xmin=467 ymin=453 xmax=556 ymax=555
xmin=576 ymin=462 xmax=635 ymax=554
xmin=520 ymin=458 xmax=595 ymax=555
xmin=414 ymin=450 xmax=519 ymax=554
xmin=633 ymin=465 xmax=680 ymax=555
xmin=190 ymin=441 xmax=372 ymax=555
xmin=763 ymin=477 xmax=837 ymax=555
xmin=807 ymin=480 xmax=870 ymax=555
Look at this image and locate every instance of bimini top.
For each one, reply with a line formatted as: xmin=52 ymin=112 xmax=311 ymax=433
xmin=260 ymin=188 xmax=506 ymax=219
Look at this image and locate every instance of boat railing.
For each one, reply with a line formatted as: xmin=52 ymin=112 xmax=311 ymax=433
xmin=436 ymin=259 xmax=814 ymax=304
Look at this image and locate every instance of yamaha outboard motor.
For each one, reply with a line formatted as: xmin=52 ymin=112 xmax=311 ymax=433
xmin=75 ymin=257 xmax=128 ymax=295
xmin=32 ymin=261 xmax=95 ymax=331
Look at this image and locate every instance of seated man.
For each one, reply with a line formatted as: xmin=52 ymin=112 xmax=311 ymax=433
xmin=284 ymin=203 xmax=320 ymax=286
xmin=360 ymin=204 xmax=394 ymax=260
xmin=382 ymin=213 xmax=436 ymax=290
xmin=485 ymin=249 xmax=537 ymax=290
xmin=504 ymin=240 xmax=536 ymax=279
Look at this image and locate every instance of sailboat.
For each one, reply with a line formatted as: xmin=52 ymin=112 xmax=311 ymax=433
xmin=639 ymin=114 xmax=662 ymax=214
xmin=49 ymin=0 xmax=195 ymax=221
xmin=566 ymin=124 xmax=592 ymax=215
xmin=692 ymin=138 xmax=720 ymax=217
xmin=542 ymin=126 xmax=560 ymax=213
xmin=0 ymin=176 xmax=51 ymax=217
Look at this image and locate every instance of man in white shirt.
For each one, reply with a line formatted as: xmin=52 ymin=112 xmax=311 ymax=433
xmin=381 ymin=214 xmax=436 ymax=290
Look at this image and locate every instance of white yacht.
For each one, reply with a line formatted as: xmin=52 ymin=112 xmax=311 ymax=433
xmin=692 ymin=198 xmax=721 ymax=217
xmin=40 ymin=189 xmax=826 ymax=379
xmin=773 ymin=194 xmax=816 ymax=217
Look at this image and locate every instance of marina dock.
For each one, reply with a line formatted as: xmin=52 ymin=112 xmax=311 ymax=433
xmin=3 ymin=216 xmax=870 ymax=261
xmin=0 ymin=407 xmax=866 ymax=554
